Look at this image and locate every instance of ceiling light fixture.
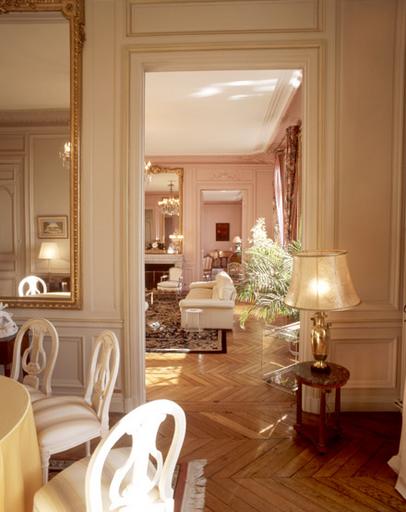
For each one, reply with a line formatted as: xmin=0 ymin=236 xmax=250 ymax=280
xmin=158 ymin=181 xmax=180 ymax=216
xmin=229 ymin=94 xmax=251 ymax=101
xmin=191 ymin=86 xmax=221 ymax=98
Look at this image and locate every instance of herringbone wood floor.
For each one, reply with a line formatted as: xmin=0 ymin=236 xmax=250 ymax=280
xmin=146 ymin=308 xmax=406 ymax=511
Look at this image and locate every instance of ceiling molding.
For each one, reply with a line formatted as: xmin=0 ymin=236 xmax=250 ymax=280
xmin=0 ymin=109 xmax=69 ymax=127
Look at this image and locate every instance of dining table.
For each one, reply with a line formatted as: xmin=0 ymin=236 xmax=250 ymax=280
xmin=0 ymin=376 xmax=42 ymax=512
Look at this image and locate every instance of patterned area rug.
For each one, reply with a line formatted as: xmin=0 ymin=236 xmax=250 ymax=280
xmin=145 ymin=291 xmax=227 ymax=353
xmin=49 ymin=458 xmax=207 ymax=511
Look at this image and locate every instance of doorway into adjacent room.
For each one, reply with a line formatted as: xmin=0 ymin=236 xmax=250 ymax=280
xmin=142 ymin=67 xmax=303 ymax=399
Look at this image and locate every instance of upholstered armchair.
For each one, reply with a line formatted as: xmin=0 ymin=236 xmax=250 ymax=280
xmin=157 ymin=266 xmax=183 ymax=293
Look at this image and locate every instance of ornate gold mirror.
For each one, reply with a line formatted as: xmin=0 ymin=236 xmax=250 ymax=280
xmin=0 ymin=0 xmax=84 ymax=308
xmin=144 ymin=165 xmax=184 ymax=254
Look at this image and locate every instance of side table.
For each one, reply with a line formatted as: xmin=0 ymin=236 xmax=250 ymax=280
xmin=185 ymin=308 xmax=203 ymax=332
xmin=294 ymin=361 xmax=350 ymax=453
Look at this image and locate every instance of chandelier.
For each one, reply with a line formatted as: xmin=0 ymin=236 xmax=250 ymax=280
xmin=59 ymin=141 xmax=71 ymax=169
xmin=158 ymin=181 xmax=180 ymax=216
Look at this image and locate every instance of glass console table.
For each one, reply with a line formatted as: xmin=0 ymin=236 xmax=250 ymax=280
xmin=262 ymin=320 xmax=300 ymax=393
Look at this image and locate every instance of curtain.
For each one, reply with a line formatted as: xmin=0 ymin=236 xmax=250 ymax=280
xmin=272 ymin=123 xmax=301 ymax=245
xmin=283 ymin=124 xmax=301 ymax=244
xmin=273 ymin=151 xmax=285 ymax=245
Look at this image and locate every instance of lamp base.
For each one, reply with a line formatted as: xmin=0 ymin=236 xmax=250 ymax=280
xmin=311 ymin=361 xmax=331 ymax=373
xmin=310 ymin=311 xmax=331 ymax=374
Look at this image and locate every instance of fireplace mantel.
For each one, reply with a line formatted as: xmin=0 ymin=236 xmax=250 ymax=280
xmin=145 ymin=254 xmax=183 ymax=265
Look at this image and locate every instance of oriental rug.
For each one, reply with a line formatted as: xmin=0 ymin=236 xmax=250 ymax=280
xmin=49 ymin=458 xmax=207 ymax=512
xmin=145 ymin=291 xmax=227 ymax=353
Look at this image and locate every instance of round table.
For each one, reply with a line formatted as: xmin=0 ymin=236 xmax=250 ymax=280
xmin=0 ymin=376 xmax=42 ymax=511
xmin=294 ymin=361 xmax=350 ymax=453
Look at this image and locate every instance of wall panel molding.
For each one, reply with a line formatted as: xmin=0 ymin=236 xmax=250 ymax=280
xmin=51 ymin=336 xmax=86 ymax=389
xmin=335 ymin=0 xmax=405 ymax=314
xmin=332 ymin=336 xmax=398 ymax=389
xmin=127 ymin=0 xmax=323 ymax=37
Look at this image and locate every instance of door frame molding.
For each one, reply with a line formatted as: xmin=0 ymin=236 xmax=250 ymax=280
xmin=125 ymin=42 xmax=333 ymax=410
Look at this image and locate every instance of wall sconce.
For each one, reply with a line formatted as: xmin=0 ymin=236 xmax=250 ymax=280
xmin=285 ymin=250 xmax=360 ymax=372
xmin=59 ymin=141 xmax=71 ymax=169
xmin=169 ymin=231 xmax=184 ymax=254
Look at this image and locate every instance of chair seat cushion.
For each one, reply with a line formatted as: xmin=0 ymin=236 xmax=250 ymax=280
xmin=24 ymin=384 xmax=46 ymax=403
xmin=33 ymin=448 xmax=159 ymax=512
xmin=33 ymin=396 xmax=101 ymax=454
xmin=157 ymin=281 xmax=179 ymax=290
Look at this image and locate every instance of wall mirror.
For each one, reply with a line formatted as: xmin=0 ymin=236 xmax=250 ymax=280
xmin=0 ymin=0 xmax=84 ymax=308
xmin=144 ymin=165 xmax=183 ymax=254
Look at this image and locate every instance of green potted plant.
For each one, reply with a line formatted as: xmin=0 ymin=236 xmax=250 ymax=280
xmin=237 ymin=218 xmax=300 ymax=328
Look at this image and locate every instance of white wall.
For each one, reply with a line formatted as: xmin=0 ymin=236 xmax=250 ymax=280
xmin=8 ymin=0 xmax=405 ymax=413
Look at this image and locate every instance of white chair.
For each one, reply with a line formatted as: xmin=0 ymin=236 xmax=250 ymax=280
xmin=33 ymin=330 xmax=120 ymax=483
xmin=157 ymin=266 xmax=183 ymax=293
xmin=11 ymin=318 xmax=59 ymax=403
xmin=18 ymin=275 xmax=47 ymax=296
xmin=33 ymin=399 xmax=186 ymax=512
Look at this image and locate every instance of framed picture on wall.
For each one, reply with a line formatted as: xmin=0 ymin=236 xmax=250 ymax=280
xmin=37 ymin=215 xmax=68 ymax=239
xmin=216 ymin=222 xmax=230 ymax=241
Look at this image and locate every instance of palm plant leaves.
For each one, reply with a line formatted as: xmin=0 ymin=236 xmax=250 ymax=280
xmin=237 ymin=220 xmax=300 ymax=327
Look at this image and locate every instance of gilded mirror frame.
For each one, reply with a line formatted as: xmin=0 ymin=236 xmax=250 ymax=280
xmin=0 ymin=0 xmax=84 ymax=309
xmin=145 ymin=165 xmax=184 ymax=253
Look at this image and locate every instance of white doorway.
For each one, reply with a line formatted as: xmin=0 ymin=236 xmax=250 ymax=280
xmin=126 ymin=46 xmax=325 ymax=409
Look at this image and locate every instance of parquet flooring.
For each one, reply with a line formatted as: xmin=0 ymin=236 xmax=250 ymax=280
xmin=146 ymin=307 xmax=406 ymax=511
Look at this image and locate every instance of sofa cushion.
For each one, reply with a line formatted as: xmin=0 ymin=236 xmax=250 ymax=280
xmin=212 ymin=284 xmax=220 ymax=300
xmin=185 ymin=287 xmax=212 ymax=300
xmin=215 ymin=271 xmax=234 ymax=286
xmin=211 ymin=271 xmax=235 ymax=300
xmin=219 ymin=285 xmax=235 ymax=300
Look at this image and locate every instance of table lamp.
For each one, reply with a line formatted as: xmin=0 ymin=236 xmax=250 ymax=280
xmin=38 ymin=242 xmax=59 ymax=279
xmin=284 ymin=250 xmax=360 ymax=373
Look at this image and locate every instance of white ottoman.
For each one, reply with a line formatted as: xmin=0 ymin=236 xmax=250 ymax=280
xmin=185 ymin=308 xmax=203 ymax=332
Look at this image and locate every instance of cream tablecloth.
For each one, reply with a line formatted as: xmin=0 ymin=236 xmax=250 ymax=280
xmin=0 ymin=376 xmax=42 ymax=511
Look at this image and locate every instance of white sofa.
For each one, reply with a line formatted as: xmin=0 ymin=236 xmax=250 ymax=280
xmin=179 ymin=271 xmax=236 ymax=330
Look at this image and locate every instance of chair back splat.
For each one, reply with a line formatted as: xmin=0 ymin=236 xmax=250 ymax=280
xmin=86 ymin=400 xmax=186 ymax=512
xmin=11 ymin=318 xmax=59 ymax=400
xmin=33 ymin=399 xmax=186 ymax=512
xmin=18 ymin=275 xmax=47 ymax=296
xmin=84 ymin=330 xmax=120 ymax=431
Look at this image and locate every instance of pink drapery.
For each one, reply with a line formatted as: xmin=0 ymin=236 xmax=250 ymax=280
xmin=273 ymin=151 xmax=285 ymax=245
xmin=272 ymin=123 xmax=301 ymax=245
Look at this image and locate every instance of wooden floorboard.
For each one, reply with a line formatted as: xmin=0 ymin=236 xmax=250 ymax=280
xmin=146 ymin=308 xmax=406 ymax=511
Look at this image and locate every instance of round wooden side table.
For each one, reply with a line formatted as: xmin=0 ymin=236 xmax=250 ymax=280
xmin=294 ymin=361 xmax=350 ymax=453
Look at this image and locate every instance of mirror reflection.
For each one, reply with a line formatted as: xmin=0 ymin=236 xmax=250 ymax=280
xmin=0 ymin=2 xmax=83 ymax=308
xmin=144 ymin=166 xmax=183 ymax=254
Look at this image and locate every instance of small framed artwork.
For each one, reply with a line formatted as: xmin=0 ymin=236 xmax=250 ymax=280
xmin=37 ymin=215 xmax=68 ymax=239
xmin=216 ymin=222 xmax=230 ymax=241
